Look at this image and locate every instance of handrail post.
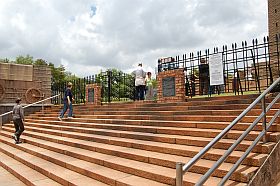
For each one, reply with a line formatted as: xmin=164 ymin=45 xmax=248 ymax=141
xmin=0 ymin=115 xmax=2 ymax=130
xmin=176 ymin=162 xmax=183 ymax=186
xmin=42 ymin=94 xmax=45 ymax=114
xmin=262 ymin=97 xmax=267 ymax=143
xmin=42 ymin=101 xmax=44 ymax=114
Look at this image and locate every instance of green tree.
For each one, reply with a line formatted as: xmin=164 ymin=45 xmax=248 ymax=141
xmin=34 ymin=59 xmax=48 ymax=66
xmin=48 ymin=63 xmax=67 ymax=83
xmin=16 ymin=54 xmax=33 ymax=65
xmin=0 ymin=58 xmax=10 ymax=63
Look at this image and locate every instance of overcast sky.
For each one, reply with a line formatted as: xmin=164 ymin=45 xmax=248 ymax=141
xmin=0 ymin=0 xmax=268 ymax=77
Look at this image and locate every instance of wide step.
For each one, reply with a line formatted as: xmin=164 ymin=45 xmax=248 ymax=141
xmin=0 ymin=151 xmax=62 ymax=186
xmin=0 ymin=131 xmax=245 ymax=185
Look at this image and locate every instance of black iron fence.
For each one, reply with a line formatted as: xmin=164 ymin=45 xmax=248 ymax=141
xmin=51 ymin=70 xmax=135 ymax=104
xmin=158 ymin=34 xmax=280 ymax=97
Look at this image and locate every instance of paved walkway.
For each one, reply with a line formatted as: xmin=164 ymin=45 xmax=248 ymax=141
xmin=0 ymin=166 xmax=25 ymax=186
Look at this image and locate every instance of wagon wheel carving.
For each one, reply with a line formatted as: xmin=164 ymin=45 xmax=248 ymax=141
xmin=25 ymin=88 xmax=42 ymax=103
xmin=0 ymin=84 xmax=5 ymax=101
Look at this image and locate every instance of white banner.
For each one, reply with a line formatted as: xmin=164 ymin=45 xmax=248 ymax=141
xmin=209 ymin=53 xmax=224 ymax=86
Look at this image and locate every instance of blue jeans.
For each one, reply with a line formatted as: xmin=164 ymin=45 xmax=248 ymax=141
xmin=60 ymin=101 xmax=73 ymax=118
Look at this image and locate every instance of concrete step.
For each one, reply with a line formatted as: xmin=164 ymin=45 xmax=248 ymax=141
xmin=17 ymin=121 xmax=276 ymax=153
xmin=30 ymin=108 xmax=279 ymax=117
xmin=0 ymin=142 xmax=109 ymax=186
xmin=0 ymin=157 xmax=33 ymax=186
xmin=0 ymin=134 xmax=243 ymax=185
xmin=23 ymin=116 xmax=280 ymax=132
xmin=0 ymin=136 xmax=169 ymax=186
xmin=48 ymin=95 xmax=258 ymax=111
xmin=49 ymin=102 xmax=258 ymax=112
xmin=0 ymin=152 xmax=62 ymax=186
xmin=2 ymin=126 xmax=268 ymax=167
xmin=185 ymin=94 xmax=259 ymax=102
xmin=0 ymin=130 xmax=255 ymax=183
xmin=39 ymin=114 xmax=277 ymax=123
xmin=24 ymin=116 xmax=280 ymax=134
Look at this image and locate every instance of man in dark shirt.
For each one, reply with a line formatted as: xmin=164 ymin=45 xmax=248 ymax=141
xmin=199 ymin=58 xmax=210 ymax=95
xmin=58 ymin=82 xmax=74 ymax=120
xmin=12 ymin=98 xmax=24 ymax=144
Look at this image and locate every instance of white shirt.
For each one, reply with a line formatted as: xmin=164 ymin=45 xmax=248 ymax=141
xmin=132 ymin=66 xmax=146 ymax=86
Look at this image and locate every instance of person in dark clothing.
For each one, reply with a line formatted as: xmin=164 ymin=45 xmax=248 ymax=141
xmin=12 ymin=98 xmax=24 ymax=144
xmin=58 ymin=82 xmax=74 ymax=120
xmin=199 ymin=58 xmax=210 ymax=95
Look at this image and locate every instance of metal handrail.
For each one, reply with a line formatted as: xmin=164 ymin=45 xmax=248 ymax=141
xmin=176 ymin=77 xmax=280 ymax=186
xmin=0 ymin=94 xmax=60 ymax=128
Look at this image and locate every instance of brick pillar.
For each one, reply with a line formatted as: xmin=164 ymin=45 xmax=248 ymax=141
xmin=157 ymin=69 xmax=185 ymax=103
xmin=85 ymin=84 xmax=101 ymax=105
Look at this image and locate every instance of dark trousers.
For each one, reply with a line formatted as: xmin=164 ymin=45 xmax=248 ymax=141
xmin=199 ymin=76 xmax=209 ymax=95
xmin=136 ymin=85 xmax=145 ymax=100
xmin=13 ymin=118 xmax=24 ymax=140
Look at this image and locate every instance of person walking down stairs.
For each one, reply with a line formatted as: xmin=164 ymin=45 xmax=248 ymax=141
xmin=12 ymin=98 xmax=24 ymax=144
xmin=58 ymin=82 xmax=74 ymax=121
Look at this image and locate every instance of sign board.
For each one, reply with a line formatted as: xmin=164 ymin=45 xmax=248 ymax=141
xmin=162 ymin=77 xmax=175 ymax=97
xmin=209 ymin=53 xmax=224 ymax=85
xmin=88 ymin=88 xmax=94 ymax=103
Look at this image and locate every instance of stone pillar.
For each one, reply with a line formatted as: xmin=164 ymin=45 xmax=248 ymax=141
xmin=85 ymin=84 xmax=101 ymax=105
xmin=157 ymin=69 xmax=185 ymax=103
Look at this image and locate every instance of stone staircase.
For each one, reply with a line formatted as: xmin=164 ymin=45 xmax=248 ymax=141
xmin=0 ymin=94 xmax=280 ymax=186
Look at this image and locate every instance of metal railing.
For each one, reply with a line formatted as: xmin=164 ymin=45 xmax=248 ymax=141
xmin=0 ymin=94 xmax=60 ymax=129
xmin=52 ymin=70 xmax=135 ymax=104
xmin=176 ymin=77 xmax=280 ymax=186
xmin=158 ymin=35 xmax=280 ymax=97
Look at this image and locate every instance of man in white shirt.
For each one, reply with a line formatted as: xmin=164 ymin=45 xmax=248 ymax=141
xmin=132 ymin=63 xmax=146 ymax=100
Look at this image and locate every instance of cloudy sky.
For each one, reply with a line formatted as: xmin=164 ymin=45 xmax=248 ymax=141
xmin=0 ymin=0 xmax=268 ymax=77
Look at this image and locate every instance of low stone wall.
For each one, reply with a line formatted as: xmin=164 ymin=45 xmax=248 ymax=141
xmin=249 ymin=139 xmax=280 ymax=186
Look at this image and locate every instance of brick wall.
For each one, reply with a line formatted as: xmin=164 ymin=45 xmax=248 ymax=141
xmin=33 ymin=66 xmax=52 ymax=101
xmin=85 ymin=84 xmax=101 ymax=105
xmin=157 ymin=69 xmax=185 ymax=103
xmin=268 ymin=0 xmax=280 ymax=40
xmin=0 ymin=63 xmax=52 ymax=104
xmin=268 ymin=0 xmax=280 ymax=78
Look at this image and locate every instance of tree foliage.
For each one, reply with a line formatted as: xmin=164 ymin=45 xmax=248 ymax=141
xmin=34 ymin=59 xmax=48 ymax=66
xmin=2 ymin=54 xmax=74 ymax=83
xmin=16 ymin=55 xmax=34 ymax=65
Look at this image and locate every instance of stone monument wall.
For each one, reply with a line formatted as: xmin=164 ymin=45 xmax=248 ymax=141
xmin=157 ymin=69 xmax=185 ymax=103
xmin=0 ymin=63 xmax=51 ymax=104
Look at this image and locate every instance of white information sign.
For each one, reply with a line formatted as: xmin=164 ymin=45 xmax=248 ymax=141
xmin=209 ymin=53 xmax=224 ymax=86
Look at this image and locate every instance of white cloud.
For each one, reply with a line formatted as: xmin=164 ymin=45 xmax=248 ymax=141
xmin=0 ymin=0 xmax=268 ymax=77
